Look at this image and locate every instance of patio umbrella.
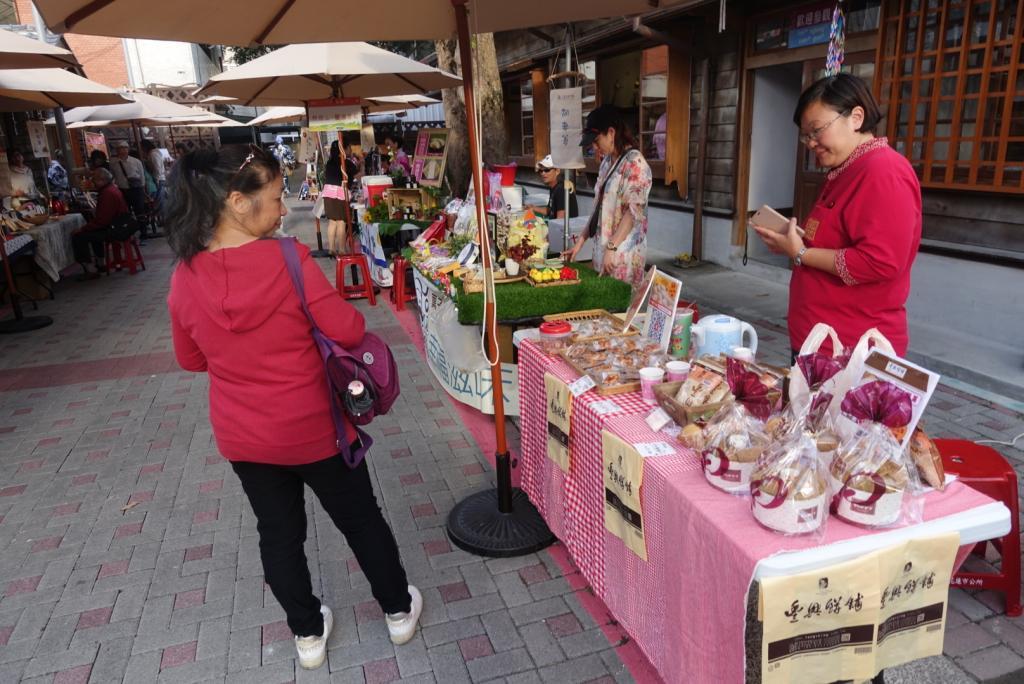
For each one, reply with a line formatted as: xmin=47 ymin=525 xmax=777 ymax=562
xmin=248 ymin=96 xmax=441 ymax=126
xmin=36 ymin=0 xmax=695 ymax=43
xmin=0 ymin=68 xmax=126 ymax=108
xmin=195 ymin=42 xmax=461 ymax=106
xmin=33 ymin=0 xmax=701 ymax=555
xmin=0 ymin=27 xmax=78 ymax=69
xmin=55 ymin=91 xmax=218 ymax=127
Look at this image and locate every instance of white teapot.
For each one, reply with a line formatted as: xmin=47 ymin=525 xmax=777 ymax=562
xmin=691 ymin=315 xmax=758 ymax=359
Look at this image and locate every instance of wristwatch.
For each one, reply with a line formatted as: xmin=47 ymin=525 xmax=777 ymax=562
xmin=606 ymin=242 xmax=618 ymax=252
xmin=793 ymin=246 xmax=808 ymax=266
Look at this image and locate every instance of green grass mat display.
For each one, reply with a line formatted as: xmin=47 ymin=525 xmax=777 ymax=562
xmin=452 ymin=263 xmax=631 ymax=325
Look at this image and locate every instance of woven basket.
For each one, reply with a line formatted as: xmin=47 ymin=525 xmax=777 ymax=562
xmin=653 ymin=380 xmax=730 ymax=426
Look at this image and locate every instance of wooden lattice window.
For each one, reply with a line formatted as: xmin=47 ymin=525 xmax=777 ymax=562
xmin=876 ymin=0 xmax=1024 ymax=192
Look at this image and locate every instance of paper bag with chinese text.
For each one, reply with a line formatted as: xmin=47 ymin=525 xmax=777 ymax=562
xmin=874 ymin=533 xmax=959 ymax=670
xmin=601 ymin=430 xmax=647 ymax=561
xmin=545 ymin=372 xmax=572 ymax=473
xmin=761 ymin=553 xmax=880 ymax=683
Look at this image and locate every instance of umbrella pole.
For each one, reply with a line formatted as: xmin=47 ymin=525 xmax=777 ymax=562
xmin=0 ymin=244 xmax=52 ymax=334
xmin=445 ymin=0 xmax=554 ymax=558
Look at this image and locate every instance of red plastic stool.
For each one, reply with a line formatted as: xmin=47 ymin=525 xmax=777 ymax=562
xmin=935 ymin=438 xmax=1021 ymax=617
xmin=390 ymin=255 xmax=416 ymax=311
xmin=335 ymin=253 xmax=376 ymax=305
xmin=104 ymin=237 xmax=145 ymax=275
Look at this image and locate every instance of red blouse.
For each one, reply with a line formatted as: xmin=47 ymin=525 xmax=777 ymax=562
xmin=788 ymin=138 xmax=922 ymax=355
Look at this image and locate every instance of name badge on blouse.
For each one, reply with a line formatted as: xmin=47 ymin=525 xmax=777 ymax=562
xmin=804 ymin=217 xmax=820 ymax=241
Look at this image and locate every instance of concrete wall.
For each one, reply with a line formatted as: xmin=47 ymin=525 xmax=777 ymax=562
xmin=124 ymin=39 xmax=202 ymax=87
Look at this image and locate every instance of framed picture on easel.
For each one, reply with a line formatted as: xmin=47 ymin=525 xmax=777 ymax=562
xmin=412 ymin=127 xmax=449 ymax=188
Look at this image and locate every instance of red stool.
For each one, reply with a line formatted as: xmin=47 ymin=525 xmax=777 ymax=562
xmin=390 ymin=255 xmax=416 ymax=311
xmin=935 ymin=438 xmax=1021 ymax=617
xmin=335 ymin=253 xmax=376 ymax=305
xmin=104 ymin=237 xmax=145 ymax=275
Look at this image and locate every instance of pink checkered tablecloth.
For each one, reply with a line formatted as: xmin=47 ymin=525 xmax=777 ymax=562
xmin=518 ymin=340 xmax=1003 ymax=683
xmin=518 ymin=339 xmax=655 ymax=596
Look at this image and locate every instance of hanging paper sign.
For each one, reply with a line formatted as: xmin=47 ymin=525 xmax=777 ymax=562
xmin=602 ymin=430 xmax=648 ymax=560
xmin=874 ymin=533 xmax=958 ymax=670
xmin=84 ymin=131 xmax=107 ymax=158
xmin=644 ymin=270 xmax=682 ymax=352
xmin=27 ymin=121 xmax=49 ymax=159
xmin=545 ymin=372 xmax=572 ymax=473
xmin=549 ymin=87 xmax=585 ymax=169
xmin=307 ymin=98 xmax=361 ymax=132
xmin=761 ymin=553 xmax=880 ymax=684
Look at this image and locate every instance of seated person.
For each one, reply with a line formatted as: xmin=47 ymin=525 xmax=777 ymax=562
xmin=71 ymin=168 xmax=129 ymax=280
xmin=528 ymin=155 xmax=579 ymax=220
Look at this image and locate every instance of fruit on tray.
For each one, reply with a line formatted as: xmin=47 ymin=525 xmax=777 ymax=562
xmin=528 ymin=266 xmax=578 ymax=283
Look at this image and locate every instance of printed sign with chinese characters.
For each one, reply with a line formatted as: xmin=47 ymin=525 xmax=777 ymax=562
xmin=307 ymin=98 xmax=361 ymax=132
xmin=875 ymin=533 xmax=958 ymax=670
xmin=27 ymin=121 xmax=49 ymax=159
xmin=545 ymin=372 xmax=572 ymax=473
xmin=644 ymin=270 xmax=682 ymax=352
xmin=761 ymin=553 xmax=880 ymax=683
xmin=549 ymin=88 xmax=585 ymax=169
xmin=601 ymin=430 xmax=648 ymax=561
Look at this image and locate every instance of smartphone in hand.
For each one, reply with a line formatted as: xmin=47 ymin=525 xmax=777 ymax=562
xmin=749 ymin=204 xmax=805 ymax=237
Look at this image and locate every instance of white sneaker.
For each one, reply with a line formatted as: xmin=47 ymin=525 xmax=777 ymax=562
xmin=385 ymin=585 xmax=423 ymax=645
xmin=294 ymin=605 xmax=333 ymax=670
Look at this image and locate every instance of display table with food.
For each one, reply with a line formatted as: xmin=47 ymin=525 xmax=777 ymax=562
xmin=517 ymin=332 xmax=1011 ymax=684
xmin=23 ymin=213 xmax=86 ymax=281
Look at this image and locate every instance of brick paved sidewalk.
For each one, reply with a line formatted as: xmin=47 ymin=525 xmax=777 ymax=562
xmin=1 ymin=200 xmax=1021 ymax=684
xmin=0 ymin=209 xmax=640 ymax=684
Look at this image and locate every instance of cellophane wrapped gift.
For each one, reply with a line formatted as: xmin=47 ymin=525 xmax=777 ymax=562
xmin=750 ymin=427 xmax=830 ymax=539
xmin=700 ymin=359 xmax=781 ymax=495
xmin=829 ymin=381 xmax=924 ymax=528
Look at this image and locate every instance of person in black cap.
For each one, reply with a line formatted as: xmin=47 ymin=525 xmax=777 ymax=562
xmin=563 ymin=105 xmax=652 ymax=288
xmin=528 ymin=155 xmax=578 ymax=220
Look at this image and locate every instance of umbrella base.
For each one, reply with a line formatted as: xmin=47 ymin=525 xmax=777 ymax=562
xmin=447 ymin=487 xmax=555 ymax=558
xmin=0 ymin=315 xmax=53 ymax=334
xmin=310 ymin=249 xmax=332 ymax=258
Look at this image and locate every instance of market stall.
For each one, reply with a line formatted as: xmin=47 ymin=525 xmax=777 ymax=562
xmin=516 ymin=331 xmax=1011 ymax=684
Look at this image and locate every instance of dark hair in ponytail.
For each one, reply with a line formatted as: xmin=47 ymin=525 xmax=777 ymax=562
xmin=165 ymin=144 xmax=280 ymax=262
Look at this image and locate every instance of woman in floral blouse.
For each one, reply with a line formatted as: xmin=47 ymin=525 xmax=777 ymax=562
xmin=565 ymin=105 xmax=653 ymax=290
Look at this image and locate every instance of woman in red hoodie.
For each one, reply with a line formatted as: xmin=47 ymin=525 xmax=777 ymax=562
xmin=165 ymin=146 xmax=421 ymax=670
xmin=751 ymin=74 xmax=922 ymax=357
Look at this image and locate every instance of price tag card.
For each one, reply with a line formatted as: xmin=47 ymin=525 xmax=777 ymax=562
xmin=634 ymin=441 xmax=675 ymax=458
xmin=661 ymin=424 xmax=682 ymax=439
xmin=590 ymin=399 xmax=622 ymax=415
xmin=645 ymin=407 xmax=672 ymax=432
xmin=568 ymin=375 xmax=596 ymax=397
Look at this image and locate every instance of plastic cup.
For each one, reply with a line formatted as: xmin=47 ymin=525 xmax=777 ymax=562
xmin=639 ymin=367 xmax=665 ymax=405
xmin=665 ymin=360 xmax=691 ymax=383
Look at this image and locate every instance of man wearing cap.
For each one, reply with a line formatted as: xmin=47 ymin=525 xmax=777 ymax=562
xmin=110 ymin=141 xmax=148 ymax=234
xmin=529 ymin=155 xmax=578 ymax=221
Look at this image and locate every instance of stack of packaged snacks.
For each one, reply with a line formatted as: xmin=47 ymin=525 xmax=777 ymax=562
xmin=560 ymin=337 xmax=666 ymax=393
xmin=829 ymin=381 xmax=924 ymax=528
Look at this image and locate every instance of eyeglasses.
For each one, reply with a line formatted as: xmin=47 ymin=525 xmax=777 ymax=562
xmin=799 ymin=111 xmax=846 ymax=145
xmin=537 ymin=167 xmax=555 ymax=173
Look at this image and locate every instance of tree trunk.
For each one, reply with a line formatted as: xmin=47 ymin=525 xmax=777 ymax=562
xmin=435 ymin=33 xmax=508 ymax=198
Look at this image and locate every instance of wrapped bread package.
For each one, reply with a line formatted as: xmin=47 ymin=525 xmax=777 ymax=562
xmin=750 ymin=429 xmax=830 ymax=538
xmin=700 ymin=358 xmax=780 ymax=494
xmin=829 ymin=381 xmax=924 ymax=528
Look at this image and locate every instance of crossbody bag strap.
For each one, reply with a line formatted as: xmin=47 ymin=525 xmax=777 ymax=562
xmin=586 ymin=150 xmax=634 ymax=239
xmin=278 ymin=237 xmax=357 ymax=460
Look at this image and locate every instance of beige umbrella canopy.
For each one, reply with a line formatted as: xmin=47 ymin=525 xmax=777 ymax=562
xmin=0 ymin=27 xmax=78 ymax=69
xmin=54 ymin=91 xmax=222 ymax=126
xmin=247 ymin=95 xmax=440 ymax=126
xmin=196 ymin=42 xmax=460 ymax=106
xmin=0 ymin=68 xmax=126 ymax=109
xmin=36 ymin=0 xmax=690 ymax=43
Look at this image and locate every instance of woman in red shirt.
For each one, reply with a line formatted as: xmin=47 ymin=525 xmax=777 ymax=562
xmin=752 ymin=74 xmax=922 ymax=356
xmin=165 ymin=146 xmax=421 ymax=671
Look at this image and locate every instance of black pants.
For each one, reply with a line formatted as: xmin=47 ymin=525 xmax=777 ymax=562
xmin=71 ymin=228 xmax=112 ymax=265
xmin=121 ymin=186 xmax=148 ymax=233
xmin=231 ymin=451 xmax=411 ymax=637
